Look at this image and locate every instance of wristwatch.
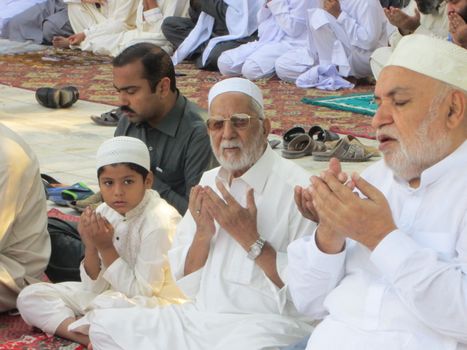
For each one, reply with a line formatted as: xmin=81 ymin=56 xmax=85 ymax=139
xmin=247 ymin=237 xmax=266 ymax=260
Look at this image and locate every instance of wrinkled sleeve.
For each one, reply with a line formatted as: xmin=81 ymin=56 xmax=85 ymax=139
xmin=83 ymin=1 xmax=138 ymax=37
xmin=287 ymin=231 xmax=347 ymax=319
xmin=168 ymin=211 xmax=203 ymax=299
xmin=267 ymin=0 xmax=308 ymax=37
xmin=80 ymin=263 xmax=110 ymax=294
xmin=336 ymin=2 xmax=384 ymax=50
xmin=371 ymin=224 xmax=467 ymax=343
xmin=102 ymin=223 xmax=175 ymax=298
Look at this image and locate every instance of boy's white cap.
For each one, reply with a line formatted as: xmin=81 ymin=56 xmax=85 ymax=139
xmin=378 ymin=34 xmax=467 ymax=92
xmin=96 ymin=136 xmax=150 ymax=171
xmin=208 ymin=77 xmax=264 ymax=109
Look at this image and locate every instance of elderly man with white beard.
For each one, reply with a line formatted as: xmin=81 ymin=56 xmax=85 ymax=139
xmin=85 ymin=77 xmax=316 ymax=350
xmin=287 ymin=34 xmax=467 ymax=350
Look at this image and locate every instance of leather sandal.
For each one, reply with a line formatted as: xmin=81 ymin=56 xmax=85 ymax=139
xmin=90 ymin=108 xmax=123 ymax=126
xmin=308 ymin=125 xmax=340 ymax=142
xmin=313 ymin=136 xmax=374 ymax=162
xmin=282 ymin=126 xmax=306 ymax=149
xmin=282 ymin=134 xmax=326 ymax=159
xmin=35 ymin=86 xmax=79 ymax=109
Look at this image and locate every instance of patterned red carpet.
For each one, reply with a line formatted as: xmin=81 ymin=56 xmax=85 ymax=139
xmin=0 ymin=48 xmax=376 ymax=139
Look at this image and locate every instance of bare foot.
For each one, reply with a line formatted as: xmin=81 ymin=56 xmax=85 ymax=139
xmin=52 ymin=36 xmax=71 ymax=48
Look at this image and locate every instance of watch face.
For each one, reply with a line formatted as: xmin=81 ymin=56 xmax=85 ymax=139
xmin=251 ymin=245 xmax=261 ymax=256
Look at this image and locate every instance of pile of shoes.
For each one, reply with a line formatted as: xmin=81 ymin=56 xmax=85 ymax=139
xmin=281 ymin=125 xmax=380 ymax=162
xmin=35 ymin=86 xmax=79 ymax=109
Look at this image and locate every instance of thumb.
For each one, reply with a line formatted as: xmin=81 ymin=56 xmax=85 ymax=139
xmin=246 ymin=188 xmax=256 ymax=214
xmin=351 ymin=172 xmax=382 ymax=202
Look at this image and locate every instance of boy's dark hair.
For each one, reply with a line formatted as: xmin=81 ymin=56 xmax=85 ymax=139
xmin=97 ymin=163 xmax=149 ymax=181
xmin=113 ymin=43 xmax=176 ymax=93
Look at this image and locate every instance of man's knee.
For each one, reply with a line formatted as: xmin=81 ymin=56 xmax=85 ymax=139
xmin=217 ymin=52 xmax=239 ymax=76
xmin=42 ymin=20 xmax=58 ymax=43
xmin=275 ymin=55 xmax=295 ymax=82
xmin=242 ymin=59 xmax=270 ymax=80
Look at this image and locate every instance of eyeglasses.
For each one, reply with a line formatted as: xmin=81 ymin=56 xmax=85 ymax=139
xmin=206 ymin=113 xmax=260 ymax=131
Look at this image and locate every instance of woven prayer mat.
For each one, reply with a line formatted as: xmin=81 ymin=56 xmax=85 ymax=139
xmin=0 ymin=48 xmax=376 ymax=139
xmin=0 ymin=313 xmax=83 ymax=349
xmin=302 ymin=93 xmax=377 ymax=116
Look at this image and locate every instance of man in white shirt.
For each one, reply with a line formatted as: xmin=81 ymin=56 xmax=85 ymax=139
xmin=85 ymin=78 xmax=316 ymax=350
xmin=275 ymin=0 xmax=388 ymax=90
xmin=217 ymin=0 xmax=315 ymax=80
xmin=288 ymin=34 xmax=467 ymax=350
xmin=370 ymin=0 xmax=448 ymax=77
xmin=0 ymin=123 xmax=51 ymax=311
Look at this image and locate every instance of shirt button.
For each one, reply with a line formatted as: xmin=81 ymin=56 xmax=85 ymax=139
xmin=116 ymin=237 xmax=120 ymax=240
xmin=148 ymin=146 xmax=153 ymax=151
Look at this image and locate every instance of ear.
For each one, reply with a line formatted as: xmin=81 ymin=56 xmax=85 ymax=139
xmin=158 ymin=77 xmax=172 ymax=98
xmin=446 ymin=90 xmax=466 ymax=130
xmin=145 ymin=171 xmax=154 ymax=189
xmin=262 ymin=118 xmax=271 ymax=137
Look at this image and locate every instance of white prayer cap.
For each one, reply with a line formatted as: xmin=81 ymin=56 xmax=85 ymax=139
xmin=381 ymin=34 xmax=467 ymax=92
xmin=96 ymin=136 xmax=150 ymax=171
xmin=208 ymin=77 xmax=264 ymax=109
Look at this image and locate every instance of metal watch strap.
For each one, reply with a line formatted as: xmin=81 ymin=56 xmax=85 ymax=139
xmin=247 ymin=237 xmax=266 ymax=260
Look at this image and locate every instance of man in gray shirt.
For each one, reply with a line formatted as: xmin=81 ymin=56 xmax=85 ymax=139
xmin=112 ymin=43 xmax=215 ymax=214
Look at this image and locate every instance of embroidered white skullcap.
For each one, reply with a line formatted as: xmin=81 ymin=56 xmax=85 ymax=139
xmin=381 ymin=34 xmax=467 ymax=92
xmin=96 ymin=136 xmax=150 ymax=171
xmin=208 ymin=77 xmax=264 ymax=109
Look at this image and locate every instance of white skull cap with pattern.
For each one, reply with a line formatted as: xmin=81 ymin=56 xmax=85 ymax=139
xmin=381 ymin=34 xmax=467 ymax=92
xmin=96 ymin=136 xmax=150 ymax=172
xmin=208 ymin=77 xmax=264 ymax=109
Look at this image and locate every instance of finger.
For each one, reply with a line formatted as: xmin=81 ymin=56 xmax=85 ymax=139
xmin=246 ymin=188 xmax=256 ymax=215
xmin=204 ymin=186 xmax=227 ymax=211
xmin=320 ymin=171 xmax=354 ymax=202
xmin=351 ymin=172 xmax=382 ymax=202
xmin=294 ymin=186 xmax=303 ymax=210
xmin=215 ymin=179 xmax=237 ymax=206
xmin=328 ymin=157 xmax=342 ymax=176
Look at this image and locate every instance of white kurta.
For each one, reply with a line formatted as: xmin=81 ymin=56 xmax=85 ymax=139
xmin=0 ymin=0 xmax=46 ymax=34
xmin=88 ymin=146 xmax=317 ymax=350
xmin=275 ymin=0 xmax=388 ymax=88
xmin=79 ymin=0 xmax=189 ymax=56
xmin=370 ymin=0 xmax=449 ymax=78
xmin=17 ymin=190 xmax=185 ymax=335
xmin=217 ymin=0 xmax=314 ymax=80
xmin=67 ymin=0 xmax=139 ymax=39
xmin=0 ymin=124 xmax=50 ymax=312
xmin=287 ymin=141 xmax=467 ymax=350
xmin=172 ymin=0 xmax=263 ymax=66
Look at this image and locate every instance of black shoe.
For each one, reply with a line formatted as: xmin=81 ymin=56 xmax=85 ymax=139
xmin=35 ymin=86 xmax=79 ymax=108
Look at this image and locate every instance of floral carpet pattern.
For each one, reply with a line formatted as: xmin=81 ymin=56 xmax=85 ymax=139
xmin=0 ymin=48 xmax=376 ymax=139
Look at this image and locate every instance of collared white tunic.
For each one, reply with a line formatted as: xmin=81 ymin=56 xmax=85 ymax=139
xmin=275 ymin=0 xmax=388 ymax=88
xmin=288 ymin=141 xmax=467 ymax=350
xmin=88 ymin=146 xmax=316 ymax=350
xmin=217 ymin=0 xmax=314 ymax=80
xmin=17 ymin=190 xmax=184 ymax=335
xmin=0 ymin=124 xmax=50 ymax=312
xmin=77 ymin=0 xmax=189 ymax=56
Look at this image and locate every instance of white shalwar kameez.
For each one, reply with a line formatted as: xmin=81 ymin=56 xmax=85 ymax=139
xmin=275 ymin=0 xmax=388 ymax=89
xmin=77 ymin=0 xmax=189 ymax=56
xmin=370 ymin=0 xmax=449 ymax=78
xmin=287 ymin=141 xmax=467 ymax=350
xmin=88 ymin=146 xmax=316 ymax=350
xmin=0 ymin=0 xmax=46 ymax=34
xmin=66 ymin=0 xmax=139 ymax=43
xmin=217 ymin=0 xmax=315 ymax=80
xmin=17 ymin=190 xmax=185 ymax=335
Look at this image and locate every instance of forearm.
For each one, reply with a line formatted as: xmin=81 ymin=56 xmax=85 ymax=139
xmin=255 ymin=244 xmax=283 ymax=288
xmin=83 ymin=248 xmax=101 ymax=280
xmin=98 ymin=246 xmax=119 ymax=268
xmin=184 ymin=233 xmax=211 ymax=275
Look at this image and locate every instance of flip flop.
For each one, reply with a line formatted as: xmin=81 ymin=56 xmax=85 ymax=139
xmin=35 ymin=86 xmax=79 ymax=109
xmin=313 ymin=136 xmax=374 ymax=162
xmin=90 ymin=108 xmax=123 ymax=126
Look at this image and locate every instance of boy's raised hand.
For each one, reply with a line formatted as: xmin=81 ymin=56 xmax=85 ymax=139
xmin=78 ymin=207 xmax=96 ymax=250
xmin=89 ymin=212 xmax=115 ymax=252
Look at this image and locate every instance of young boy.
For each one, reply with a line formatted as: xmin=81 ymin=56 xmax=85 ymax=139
xmin=17 ymin=136 xmax=186 ymax=346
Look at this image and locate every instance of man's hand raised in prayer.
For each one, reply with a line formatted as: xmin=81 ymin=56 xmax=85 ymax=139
xmin=202 ymin=180 xmax=284 ymax=288
xmin=449 ymin=11 xmax=467 ymax=49
xmin=311 ymin=170 xmax=397 ymax=252
xmin=323 ymin=0 xmax=341 ymax=18
xmin=184 ymin=186 xmax=216 ymax=276
xmin=384 ymin=6 xmax=421 ymax=35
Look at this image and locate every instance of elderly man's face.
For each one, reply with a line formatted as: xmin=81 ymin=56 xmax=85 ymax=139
xmin=447 ymin=0 xmax=467 ymax=21
xmin=373 ymin=67 xmax=453 ymax=181
xmin=208 ymin=92 xmax=270 ymax=176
